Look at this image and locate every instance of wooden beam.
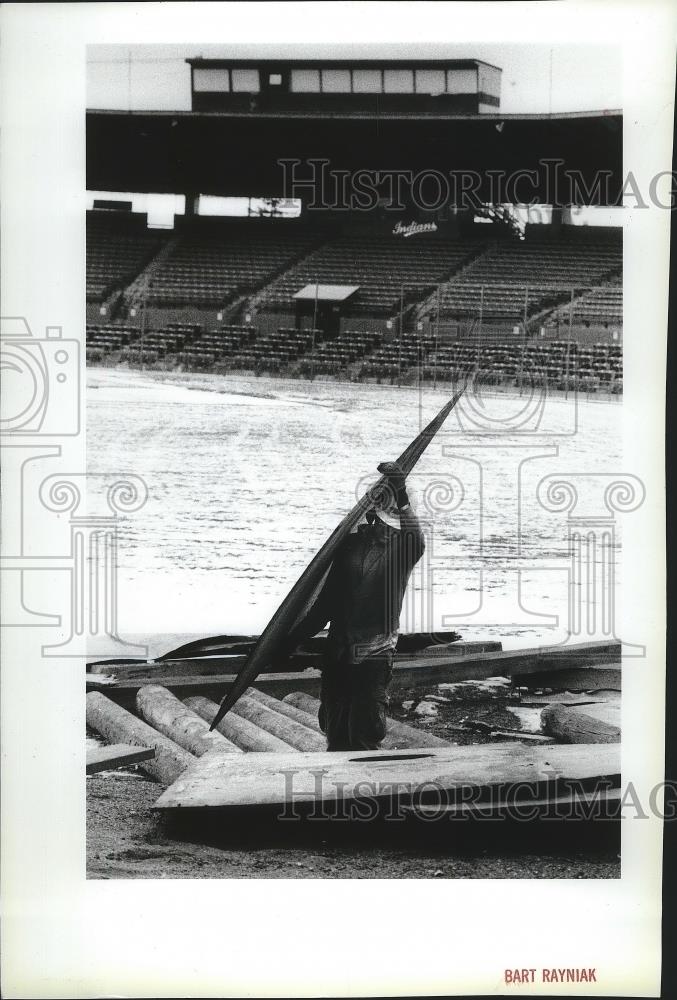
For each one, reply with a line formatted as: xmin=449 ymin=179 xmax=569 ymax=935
xmin=86 ymin=641 xmax=622 ymax=712
xmin=519 ymin=666 xmax=621 ymax=692
xmin=86 ymin=743 xmax=155 ymax=774
xmin=489 ymin=731 xmax=555 ymax=744
xmin=87 ymin=639 xmax=503 ymax=678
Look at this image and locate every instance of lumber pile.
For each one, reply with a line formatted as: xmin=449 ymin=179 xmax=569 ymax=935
xmin=85 ymin=640 xmax=622 ymax=715
xmin=283 ymin=692 xmax=451 ymax=750
xmin=137 ymin=685 xmax=241 ymax=755
xmin=86 ymin=692 xmax=194 ymax=785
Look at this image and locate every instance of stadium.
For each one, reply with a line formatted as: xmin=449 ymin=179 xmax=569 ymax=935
xmin=86 ymin=53 xmax=623 ymax=393
xmin=85 ymin=46 xmax=626 ymax=881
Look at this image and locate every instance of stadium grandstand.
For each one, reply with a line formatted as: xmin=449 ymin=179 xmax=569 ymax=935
xmin=86 ymin=54 xmax=622 ymax=394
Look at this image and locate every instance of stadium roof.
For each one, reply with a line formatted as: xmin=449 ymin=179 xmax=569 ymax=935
xmin=187 ymin=56 xmax=503 ymax=71
xmin=86 ymin=108 xmax=622 ymax=205
xmin=87 ymin=107 xmax=620 ymax=122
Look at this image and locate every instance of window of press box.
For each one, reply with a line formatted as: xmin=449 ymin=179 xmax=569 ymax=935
xmin=193 ymin=68 xmax=230 ymax=92
xmin=231 ymin=69 xmax=260 ymax=92
xmin=414 ymin=69 xmax=446 ymax=95
xmin=321 ymin=69 xmax=352 ymax=93
xmin=447 ymin=68 xmax=478 ymax=93
xmin=383 ymin=69 xmax=414 ymax=93
xmin=352 ymin=69 xmax=382 ymax=93
xmin=291 ymin=69 xmax=321 ymax=92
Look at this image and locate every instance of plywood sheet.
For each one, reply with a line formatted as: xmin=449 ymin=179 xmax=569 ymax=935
xmin=155 ymin=743 xmax=620 ymax=811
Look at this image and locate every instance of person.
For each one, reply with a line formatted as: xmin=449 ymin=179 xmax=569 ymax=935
xmin=282 ymin=461 xmax=425 ymax=751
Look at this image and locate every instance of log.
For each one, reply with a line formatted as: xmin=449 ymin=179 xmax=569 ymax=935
xmin=246 ymin=687 xmax=323 ymax=732
xmin=136 ymin=685 xmax=241 ymax=756
xmin=86 ymin=743 xmax=155 ymax=774
xmin=184 ymin=696 xmax=296 ymax=752
xmin=283 ymin=692 xmax=452 ymax=749
xmin=230 ymin=694 xmax=325 ymax=751
xmin=541 ymin=704 xmax=621 ymax=744
xmin=86 ymin=692 xmax=193 ymax=785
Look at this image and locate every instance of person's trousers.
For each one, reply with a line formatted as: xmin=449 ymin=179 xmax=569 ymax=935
xmin=318 ymin=657 xmax=393 ymax=751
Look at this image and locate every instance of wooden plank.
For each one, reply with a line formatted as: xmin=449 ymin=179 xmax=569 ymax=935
xmin=87 ymin=640 xmax=504 ymax=678
xmin=86 ymin=743 xmax=155 ymax=774
xmin=89 ymin=632 xmax=500 ymax=665
xmin=88 ymin=641 xmax=617 ymax=688
xmin=489 ymin=730 xmax=555 ymax=744
xmin=155 ymin=742 xmax=621 ymax=811
xmin=86 ymin=640 xmax=622 ymax=711
xmin=518 ymin=665 xmax=621 ymax=692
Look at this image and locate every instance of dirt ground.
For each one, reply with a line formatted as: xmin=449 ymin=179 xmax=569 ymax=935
xmin=87 ymin=768 xmax=620 ymax=880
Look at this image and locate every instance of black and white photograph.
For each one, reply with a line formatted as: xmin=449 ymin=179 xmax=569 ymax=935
xmin=84 ymin=37 xmax=628 ymax=880
xmin=0 ymin=2 xmax=672 ymax=996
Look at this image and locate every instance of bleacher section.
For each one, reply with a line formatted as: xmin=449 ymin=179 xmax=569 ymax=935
xmin=86 ymin=323 xmax=141 ymax=362
xmin=359 ymin=331 xmax=437 ymax=381
xmin=432 ymin=239 xmax=622 ymax=323
xmin=229 ymin=327 xmax=323 ymax=374
xmin=178 ymin=325 xmax=255 ymax=368
xmin=88 ymin=318 xmax=621 ymax=393
xmin=85 ymin=220 xmax=623 ymax=392
xmin=258 ymin=232 xmax=481 ymax=316
xmin=416 ymin=338 xmax=622 ymax=393
xmin=140 ymin=221 xmax=320 ymax=308
xmin=298 ymin=330 xmax=383 ymax=377
xmin=86 ymin=212 xmax=166 ymax=303
xmin=546 ymin=276 xmax=622 ymax=331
